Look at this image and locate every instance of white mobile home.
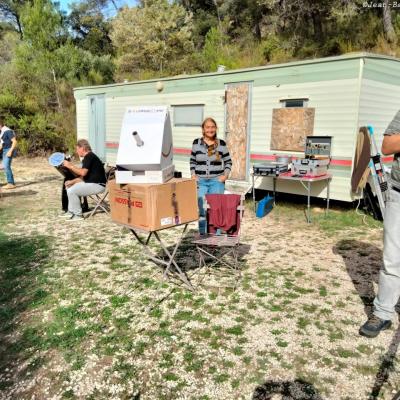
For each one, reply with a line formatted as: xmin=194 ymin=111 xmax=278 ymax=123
xmin=73 ymin=52 xmax=400 ymax=202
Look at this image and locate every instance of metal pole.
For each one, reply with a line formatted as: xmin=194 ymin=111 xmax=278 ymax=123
xmin=252 ymin=173 xmax=256 ymax=214
xmin=326 ymin=177 xmax=331 ymax=215
xmin=307 ymin=181 xmax=311 ymax=223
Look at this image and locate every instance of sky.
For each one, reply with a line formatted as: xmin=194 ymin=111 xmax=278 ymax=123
xmin=57 ymin=0 xmax=139 ymax=16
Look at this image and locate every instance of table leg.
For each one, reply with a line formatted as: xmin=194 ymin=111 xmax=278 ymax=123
xmin=154 ymin=228 xmax=194 ymax=291
xmin=130 ymin=226 xmax=194 ymax=291
xmin=252 ymin=173 xmax=256 ymax=214
xmin=273 ymin=177 xmax=276 ymax=206
xmin=307 ymin=181 xmax=311 ymax=223
xmin=326 ymin=178 xmax=331 ymax=215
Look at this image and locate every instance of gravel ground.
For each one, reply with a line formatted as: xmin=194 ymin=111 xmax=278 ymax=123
xmin=0 ymin=157 xmax=399 ymax=400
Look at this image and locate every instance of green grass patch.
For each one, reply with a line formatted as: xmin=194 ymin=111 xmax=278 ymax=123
xmin=110 ymin=295 xmax=130 ymax=307
xmin=314 ymin=207 xmax=382 ymax=234
xmin=319 ymin=286 xmax=328 ymax=297
xmin=333 ymin=347 xmax=358 ymax=358
xmin=225 ymin=325 xmax=244 ymax=336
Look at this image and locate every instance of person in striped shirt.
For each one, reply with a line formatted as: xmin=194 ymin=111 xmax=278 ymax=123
xmin=190 ymin=117 xmax=232 ymax=235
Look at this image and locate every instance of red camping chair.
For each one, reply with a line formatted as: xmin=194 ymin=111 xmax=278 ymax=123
xmin=192 ymin=193 xmax=245 ymax=286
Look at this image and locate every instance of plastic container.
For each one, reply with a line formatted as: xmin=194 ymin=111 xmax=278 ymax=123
xmin=256 ymin=195 xmax=274 ymax=218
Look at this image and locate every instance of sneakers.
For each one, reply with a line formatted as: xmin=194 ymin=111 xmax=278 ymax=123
xmin=359 ymin=315 xmax=392 ymax=338
xmin=59 ymin=211 xmax=73 ymax=219
xmin=3 ymin=183 xmax=16 ymax=189
xmin=66 ymin=214 xmax=84 ymax=222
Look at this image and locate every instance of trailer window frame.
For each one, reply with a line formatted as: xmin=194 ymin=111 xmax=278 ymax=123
xmin=172 ymin=104 xmax=204 ymax=127
xmin=280 ymin=98 xmax=309 ymax=108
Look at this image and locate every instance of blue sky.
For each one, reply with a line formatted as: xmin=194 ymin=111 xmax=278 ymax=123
xmin=58 ymin=0 xmax=138 ymax=15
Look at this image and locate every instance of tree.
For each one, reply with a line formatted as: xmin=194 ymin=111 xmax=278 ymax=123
xmin=68 ymin=0 xmax=114 ymax=56
xmin=111 ymin=0 xmax=194 ymax=78
xmin=0 ymin=0 xmax=27 ymax=38
xmin=219 ymin=0 xmax=269 ymax=40
xmin=0 ymin=30 xmax=19 ymax=64
xmin=383 ymin=0 xmax=396 ymax=44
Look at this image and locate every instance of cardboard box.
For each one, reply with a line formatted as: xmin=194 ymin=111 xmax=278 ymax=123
xmin=108 ymin=178 xmax=198 ymax=231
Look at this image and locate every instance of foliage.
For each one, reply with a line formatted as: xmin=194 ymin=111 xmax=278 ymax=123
xmin=110 ymin=0 xmax=194 ymax=80
xmin=68 ymin=0 xmax=114 ymax=56
xmin=201 ymin=27 xmax=239 ymax=71
xmin=0 ymin=0 xmax=114 ymax=155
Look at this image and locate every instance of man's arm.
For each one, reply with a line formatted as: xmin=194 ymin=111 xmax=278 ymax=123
xmin=6 ymin=137 xmax=16 ymax=157
xmin=382 ymin=135 xmax=400 ymax=155
xmin=65 ymin=177 xmax=83 ymax=188
xmin=63 ymin=160 xmax=88 ymax=177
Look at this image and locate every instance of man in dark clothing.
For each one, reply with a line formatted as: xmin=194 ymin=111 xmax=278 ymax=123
xmin=61 ymin=139 xmax=106 ymax=221
xmin=0 ymin=117 xmax=17 ymax=189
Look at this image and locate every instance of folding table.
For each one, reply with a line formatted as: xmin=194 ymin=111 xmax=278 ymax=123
xmin=127 ymin=222 xmax=196 ymax=291
xmin=252 ymin=172 xmax=332 ymax=223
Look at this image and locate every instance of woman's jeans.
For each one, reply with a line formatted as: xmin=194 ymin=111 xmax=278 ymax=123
xmin=2 ymin=149 xmax=14 ymax=185
xmin=197 ymin=177 xmax=225 ymax=234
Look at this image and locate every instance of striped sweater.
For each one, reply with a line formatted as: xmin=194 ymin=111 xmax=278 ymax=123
xmin=190 ymin=138 xmax=232 ymax=178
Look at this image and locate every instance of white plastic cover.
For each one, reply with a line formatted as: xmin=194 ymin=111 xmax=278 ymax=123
xmin=116 ymin=106 xmax=173 ymax=171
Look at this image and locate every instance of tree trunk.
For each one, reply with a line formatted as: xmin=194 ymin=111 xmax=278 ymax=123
xmin=254 ymin=21 xmax=261 ymax=40
xmin=15 ymin=14 xmax=23 ymax=40
xmin=312 ymin=11 xmax=323 ymax=42
xmin=383 ymin=0 xmax=397 ymax=44
xmin=52 ymin=69 xmax=62 ymax=111
xmin=109 ymin=0 xmax=118 ymax=11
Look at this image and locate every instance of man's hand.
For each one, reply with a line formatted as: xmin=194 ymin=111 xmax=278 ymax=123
xmin=218 ymin=175 xmax=227 ymax=183
xmin=6 ymin=150 xmax=12 ymax=158
xmin=65 ymin=180 xmax=74 ymax=188
xmin=192 ymin=175 xmax=198 ymax=181
xmin=63 ymin=160 xmax=73 ymax=169
xmin=382 ymin=135 xmax=400 ymax=155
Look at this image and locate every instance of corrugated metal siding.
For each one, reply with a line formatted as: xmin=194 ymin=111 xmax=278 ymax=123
xmin=363 ymin=58 xmax=400 ymax=86
xmin=76 ymin=98 xmax=89 ymax=140
xmin=358 ymin=78 xmax=400 ymax=147
xmin=251 ymin=78 xmax=360 ymax=160
xmin=74 ymin=58 xmax=360 ymax=99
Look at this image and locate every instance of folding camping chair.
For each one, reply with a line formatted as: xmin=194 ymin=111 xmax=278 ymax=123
xmin=85 ymin=165 xmax=116 ymax=219
xmin=192 ymin=193 xmax=245 ymax=285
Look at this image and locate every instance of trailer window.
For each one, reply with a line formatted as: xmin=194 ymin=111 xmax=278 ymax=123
xmin=280 ymin=99 xmax=308 ymax=108
xmin=173 ymin=105 xmax=204 ymax=126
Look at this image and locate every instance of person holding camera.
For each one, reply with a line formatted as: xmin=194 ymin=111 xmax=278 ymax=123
xmin=61 ymin=139 xmax=106 ymax=222
xmin=360 ymin=114 xmax=400 ymax=338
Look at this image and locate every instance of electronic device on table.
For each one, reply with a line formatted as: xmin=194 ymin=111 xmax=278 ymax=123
xmin=292 ymin=136 xmax=332 ymax=177
xmin=252 ymin=161 xmax=289 ymax=176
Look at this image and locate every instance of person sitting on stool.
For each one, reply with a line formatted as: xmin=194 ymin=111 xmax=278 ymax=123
xmin=61 ymin=178 xmax=89 ymax=215
xmin=61 ymin=139 xmax=106 ymax=221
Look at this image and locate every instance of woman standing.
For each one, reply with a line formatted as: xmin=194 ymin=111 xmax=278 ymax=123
xmin=190 ymin=117 xmax=232 ymax=235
